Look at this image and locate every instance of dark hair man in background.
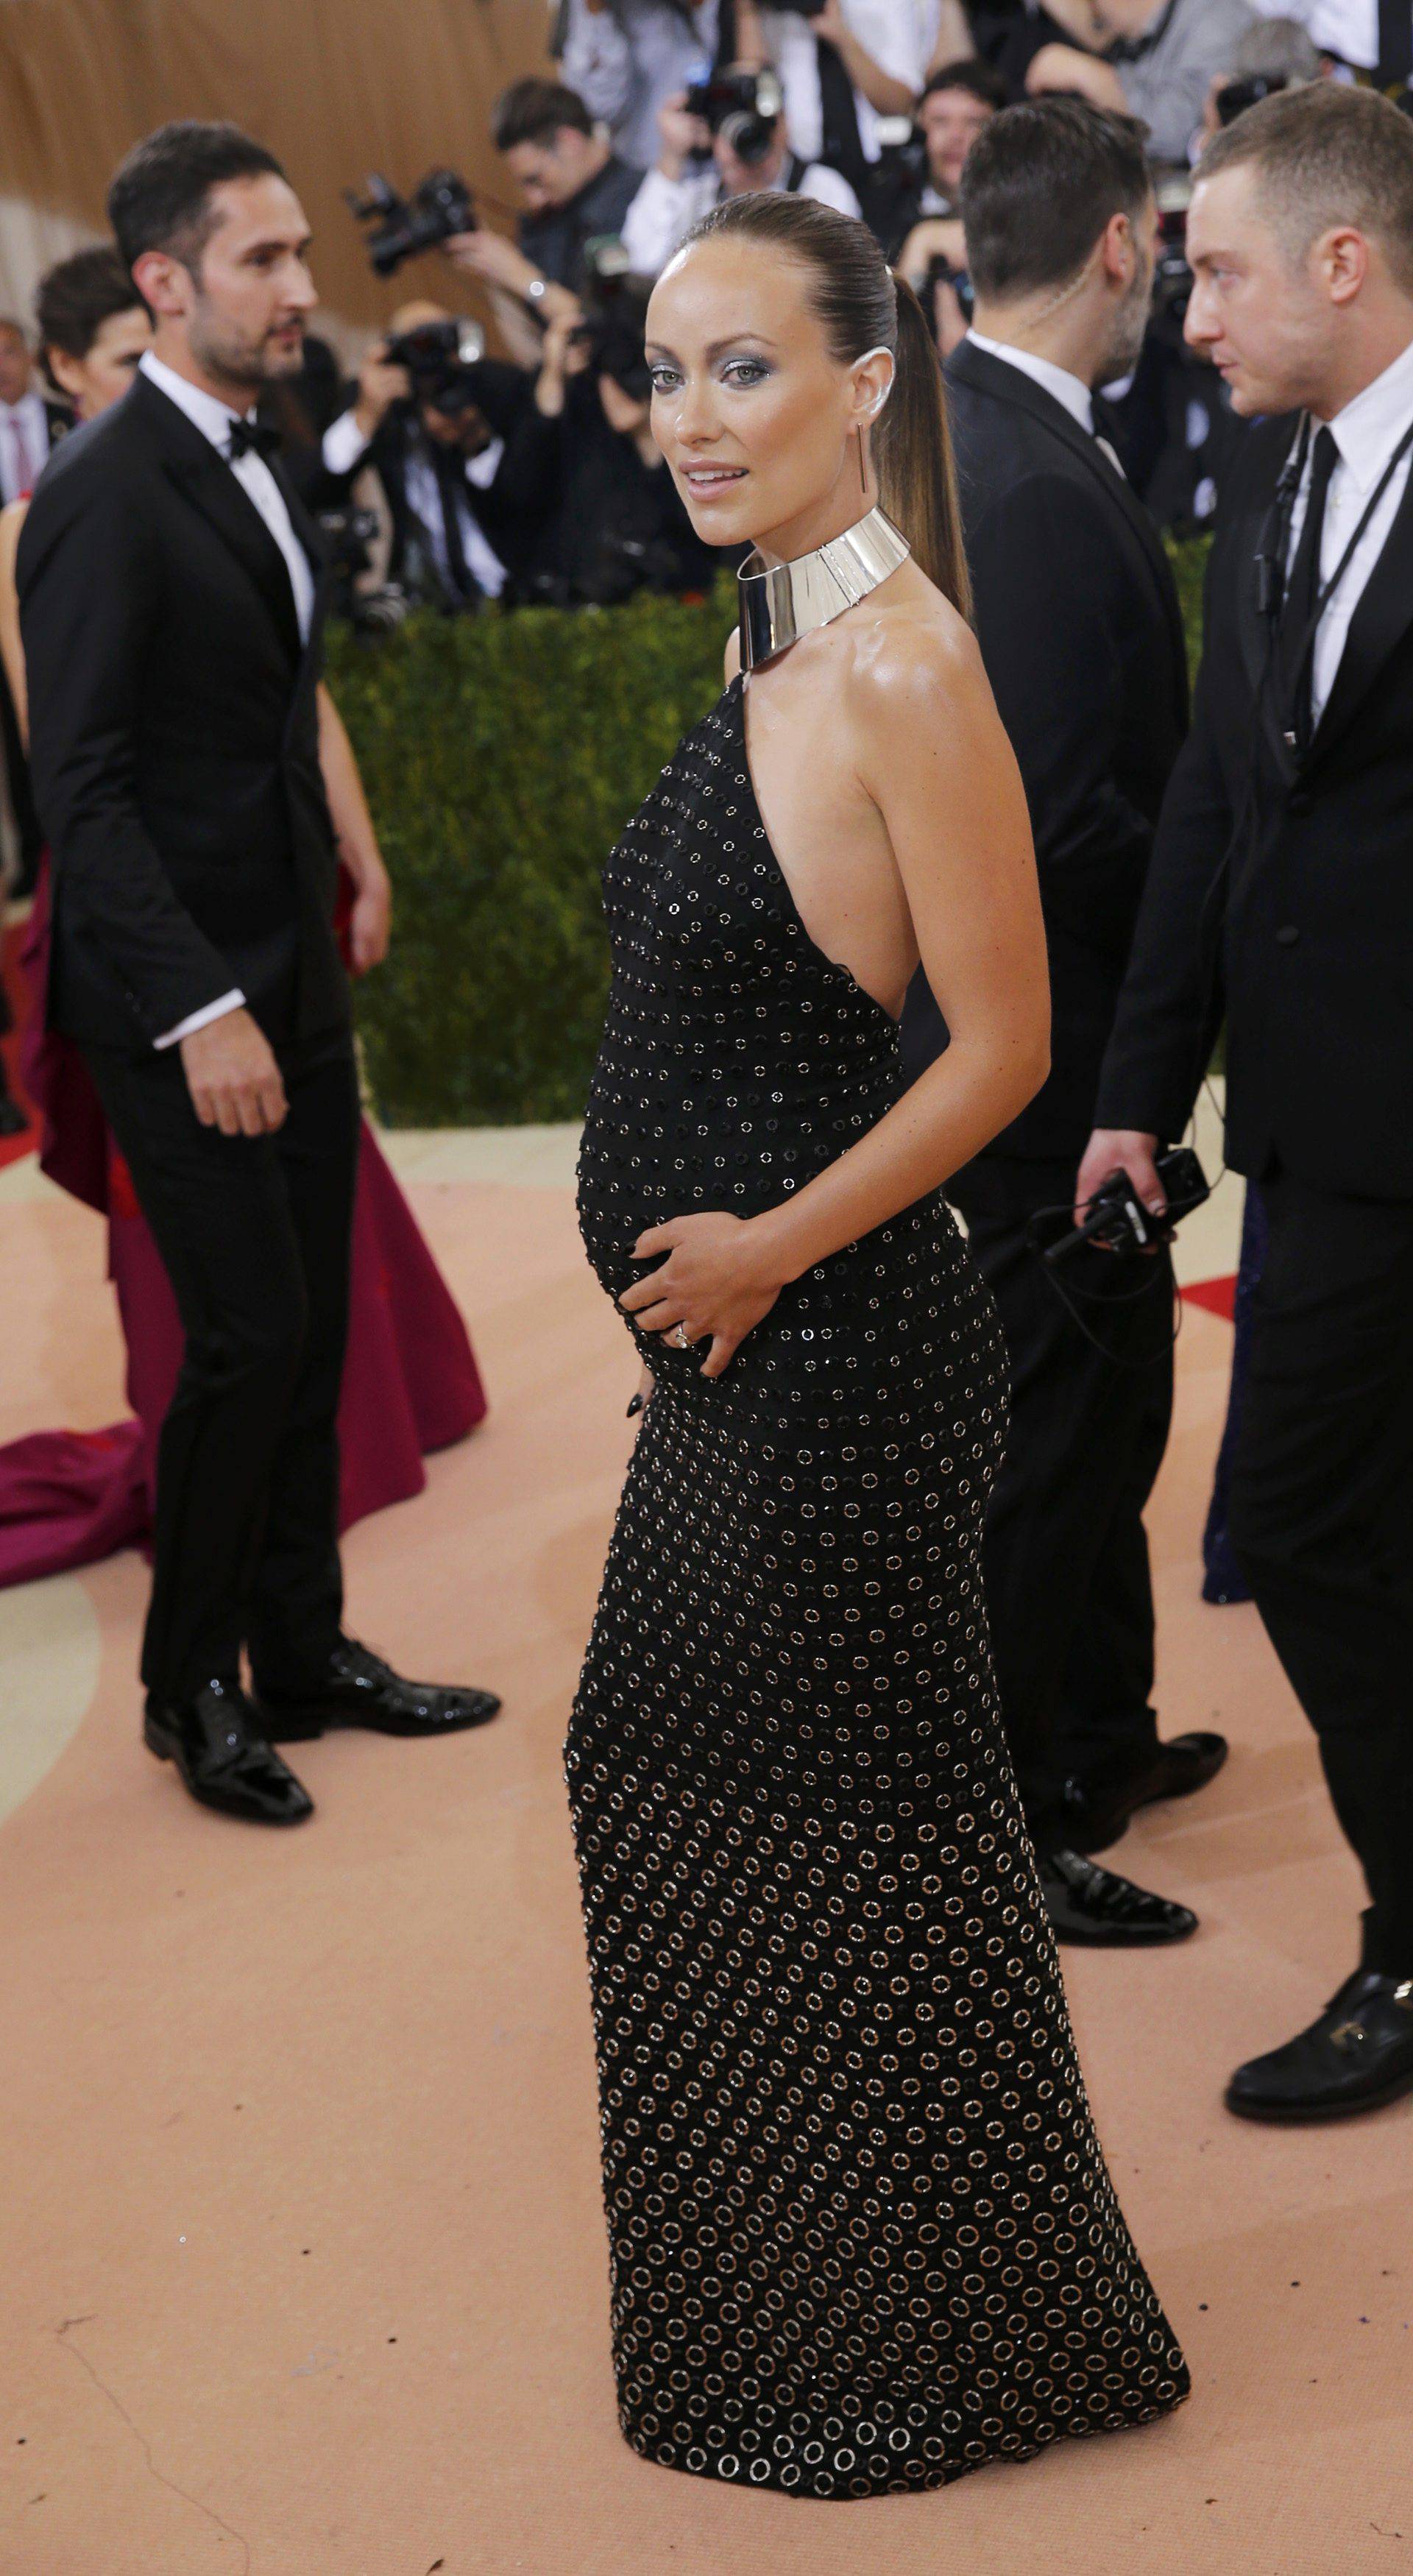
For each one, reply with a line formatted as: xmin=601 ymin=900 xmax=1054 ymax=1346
xmin=1081 ymin=84 xmax=1413 ymax=2122
xmin=446 ymin=78 xmax=642 ymax=366
xmin=18 ymin=121 xmax=498 ymax=1826
xmin=904 ymin=97 xmax=1226 ymax=1949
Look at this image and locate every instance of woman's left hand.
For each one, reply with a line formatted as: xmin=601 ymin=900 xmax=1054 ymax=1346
xmin=620 ymin=1211 xmax=785 ymax=1378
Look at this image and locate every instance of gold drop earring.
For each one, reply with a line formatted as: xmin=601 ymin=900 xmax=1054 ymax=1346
xmin=858 ymin=426 xmax=867 ymax=495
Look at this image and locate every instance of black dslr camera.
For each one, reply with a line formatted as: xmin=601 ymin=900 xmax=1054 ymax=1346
xmin=314 ymin=506 xmax=408 ymax=637
xmin=570 ymin=238 xmax=654 ymax=403
xmin=1041 ymin=1147 xmax=1211 ymax=1270
xmin=682 ymin=68 xmax=786 ymax=166
xmin=1152 ymin=175 xmax=1194 ymax=320
xmin=383 ymin=316 xmax=488 ymax=417
xmin=1215 ymin=70 xmax=1289 ymax=125
xmin=346 ymin=170 xmax=476 ymax=277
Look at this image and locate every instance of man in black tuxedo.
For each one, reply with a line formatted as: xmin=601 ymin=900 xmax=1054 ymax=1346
xmin=1082 ymin=84 xmax=1413 ymax=2118
xmin=19 ymin=121 xmax=499 ymax=1827
xmin=904 ymin=98 xmax=1225 ymax=1946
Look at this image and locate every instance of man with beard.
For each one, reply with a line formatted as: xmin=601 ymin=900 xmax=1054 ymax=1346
xmin=18 ymin=124 xmax=500 ymax=1825
xmin=904 ymin=98 xmax=1225 ymax=1945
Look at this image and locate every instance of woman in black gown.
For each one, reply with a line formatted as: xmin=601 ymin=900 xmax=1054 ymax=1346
xmin=567 ymin=191 xmax=1189 ymax=2500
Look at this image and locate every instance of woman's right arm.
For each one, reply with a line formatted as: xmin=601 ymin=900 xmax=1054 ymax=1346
xmin=0 ymin=500 xmax=30 ymax=743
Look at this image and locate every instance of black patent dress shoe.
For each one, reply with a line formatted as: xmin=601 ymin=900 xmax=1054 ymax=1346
xmin=1060 ymin=1731 xmax=1229 ymax=1854
xmin=1226 ymin=1968 xmax=1413 ymax=2123
xmin=144 ymin=1679 xmax=314 ymax=1825
xmin=251 ymin=1636 xmax=502 ymax=1741
xmin=1039 ymin=1847 xmax=1199 ymax=1946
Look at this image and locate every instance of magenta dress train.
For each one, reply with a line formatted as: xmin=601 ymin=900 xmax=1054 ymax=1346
xmin=0 ymin=868 xmax=486 ymax=1590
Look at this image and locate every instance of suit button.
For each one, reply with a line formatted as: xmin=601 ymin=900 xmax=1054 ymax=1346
xmin=1287 ymin=789 xmax=1312 ymax=815
xmin=1275 ymin=924 xmax=1300 ymax=946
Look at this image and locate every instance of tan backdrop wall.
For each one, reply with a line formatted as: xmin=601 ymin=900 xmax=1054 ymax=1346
xmin=0 ymin=0 xmax=553 ymax=344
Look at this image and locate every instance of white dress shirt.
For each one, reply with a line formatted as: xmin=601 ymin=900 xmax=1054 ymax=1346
xmin=0 ymin=388 xmax=51 ymax=504
xmin=1285 ymin=332 xmax=1413 ymax=730
xmin=966 ymin=330 xmax=1094 ymax=433
xmin=621 ymin=158 xmax=861 ymax=278
xmin=138 ymin=349 xmax=316 ymax=1049
xmin=321 ymin=410 xmax=509 ymax=598
xmin=759 ymin=0 xmax=938 ymax=165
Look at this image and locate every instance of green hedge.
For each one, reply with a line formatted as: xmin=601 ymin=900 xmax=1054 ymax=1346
xmin=329 ymin=542 xmax=1209 ymax=1128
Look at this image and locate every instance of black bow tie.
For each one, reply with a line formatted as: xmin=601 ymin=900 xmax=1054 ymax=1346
xmin=226 ymin=414 xmax=282 ymax=464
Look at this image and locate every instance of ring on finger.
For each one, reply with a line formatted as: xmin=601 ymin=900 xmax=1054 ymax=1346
xmin=670 ymin=1323 xmax=691 ymax=1349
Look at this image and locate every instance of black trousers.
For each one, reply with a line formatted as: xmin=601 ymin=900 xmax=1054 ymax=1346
xmin=84 ymin=1024 xmax=360 ymax=1706
xmin=1228 ymin=1169 xmax=1413 ymax=1975
xmin=951 ymin=1156 xmax=1175 ymax=1854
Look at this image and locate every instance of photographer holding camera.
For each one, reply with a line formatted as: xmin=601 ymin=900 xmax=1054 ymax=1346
xmin=530 ymin=277 xmax=714 ymax=601
xmin=620 ymin=64 xmax=859 ymax=275
xmin=753 ymin=1 xmax=938 ymax=199
xmin=902 ymin=98 xmax=1225 ymax=1948
xmin=443 ymin=78 xmax=643 ymax=364
xmin=890 ymin=61 xmax=1006 ymax=350
xmin=319 ymin=303 xmax=556 ymax=607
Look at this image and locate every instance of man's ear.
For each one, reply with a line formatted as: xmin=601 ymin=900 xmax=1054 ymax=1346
xmin=132 ymin=248 xmax=191 ymax=321
xmin=1100 ymin=208 xmax=1136 ymax=287
xmin=1319 ymin=223 xmax=1371 ymax=311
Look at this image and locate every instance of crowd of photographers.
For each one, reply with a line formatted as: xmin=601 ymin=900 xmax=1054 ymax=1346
xmin=0 ymin=0 xmax=1391 ymax=647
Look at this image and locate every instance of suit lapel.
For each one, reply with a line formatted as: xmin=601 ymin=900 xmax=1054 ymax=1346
xmin=946 ymin=336 xmax=1187 ymax=697
xmin=1308 ymin=456 xmax=1413 ymax=767
xmin=135 ymin=373 xmax=303 ymax=665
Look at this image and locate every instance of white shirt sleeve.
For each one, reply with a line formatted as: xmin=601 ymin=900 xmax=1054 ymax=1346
xmin=800 ymin=163 xmax=863 ymax=222
xmin=322 ymin=408 xmax=370 ymax=478
xmin=154 ymin=990 xmax=247 ymax=1051
xmin=621 ymin=166 xmax=715 ymax=277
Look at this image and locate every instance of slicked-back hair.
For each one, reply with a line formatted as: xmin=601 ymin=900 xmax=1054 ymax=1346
xmin=959 ymin=96 xmax=1151 ymax=305
xmin=493 ymin=77 xmax=595 ymax=153
xmin=1197 ymin=81 xmax=1413 ymax=296
xmin=107 ymin=121 xmax=285 ymax=282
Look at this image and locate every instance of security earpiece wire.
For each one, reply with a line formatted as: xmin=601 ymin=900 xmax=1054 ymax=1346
xmin=1023 ymin=1197 xmax=1184 ymax=1369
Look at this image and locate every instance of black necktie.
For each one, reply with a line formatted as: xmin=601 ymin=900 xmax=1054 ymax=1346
xmin=226 ymin=413 xmax=283 ymax=464
xmin=1276 ymin=424 xmax=1338 ymax=753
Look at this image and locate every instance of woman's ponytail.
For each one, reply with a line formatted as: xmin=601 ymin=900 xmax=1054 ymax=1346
xmin=874 ymin=277 xmax=970 ymax=620
xmin=680 ymin=192 xmax=971 ymax=620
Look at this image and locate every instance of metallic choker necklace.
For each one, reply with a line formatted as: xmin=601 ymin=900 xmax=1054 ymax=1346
xmin=737 ymin=506 xmax=910 ymax=672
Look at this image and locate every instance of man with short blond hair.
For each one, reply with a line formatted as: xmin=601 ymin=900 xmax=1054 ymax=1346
xmin=1082 ymin=82 xmax=1413 ymax=2121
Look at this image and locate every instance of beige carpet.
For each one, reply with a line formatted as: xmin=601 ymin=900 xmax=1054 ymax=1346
xmin=0 ymin=1136 xmax=1408 ymax=2576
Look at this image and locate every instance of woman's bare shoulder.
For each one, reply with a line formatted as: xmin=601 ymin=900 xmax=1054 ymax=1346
xmin=845 ymin=590 xmax=989 ymax=734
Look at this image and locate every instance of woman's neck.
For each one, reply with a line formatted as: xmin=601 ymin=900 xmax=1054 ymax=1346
xmin=751 ymin=472 xmax=880 ymax=572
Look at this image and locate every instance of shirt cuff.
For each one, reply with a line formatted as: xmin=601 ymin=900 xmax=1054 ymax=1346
xmin=322 ymin=410 xmax=369 ymax=477
xmin=155 ymin=990 xmax=246 ymax=1051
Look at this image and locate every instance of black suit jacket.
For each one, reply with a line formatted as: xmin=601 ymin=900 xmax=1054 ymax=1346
xmin=1096 ymin=414 xmax=1413 ymax=1202
xmin=904 ymin=336 xmax=1189 ymax=1161
xmin=18 ymin=369 xmax=347 ymax=1053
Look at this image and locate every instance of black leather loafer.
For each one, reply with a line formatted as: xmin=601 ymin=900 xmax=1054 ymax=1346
xmin=1060 ymin=1731 xmax=1230 ymax=1854
xmin=1226 ymin=1969 xmax=1413 ymax=2123
xmin=1039 ymin=1847 xmax=1199 ymax=1945
xmin=252 ymin=1636 xmax=501 ymax=1741
xmin=144 ymin=1678 xmax=314 ymax=1825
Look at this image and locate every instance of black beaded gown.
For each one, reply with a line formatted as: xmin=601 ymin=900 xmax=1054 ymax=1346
xmin=567 ymin=673 xmax=1189 ymax=2499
